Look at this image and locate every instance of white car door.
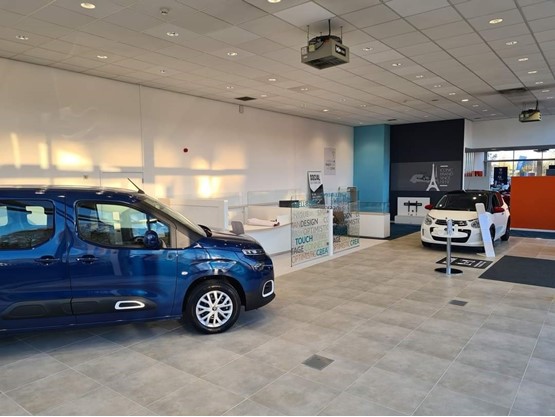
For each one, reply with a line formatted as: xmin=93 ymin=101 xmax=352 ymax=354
xmin=491 ymin=193 xmax=508 ymax=238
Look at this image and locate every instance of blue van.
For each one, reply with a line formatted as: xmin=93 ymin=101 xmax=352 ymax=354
xmin=0 ymin=186 xmax=275 ymax=334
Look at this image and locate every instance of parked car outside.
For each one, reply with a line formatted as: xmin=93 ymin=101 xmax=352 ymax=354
xmin=0 ymin=186 xmax=275 ymax=334
xmin=421 ymin=190 xmax=510 ymax=248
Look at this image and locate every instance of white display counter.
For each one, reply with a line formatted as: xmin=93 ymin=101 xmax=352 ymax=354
xmin=359 ymin=212 xmax=390 ymax=238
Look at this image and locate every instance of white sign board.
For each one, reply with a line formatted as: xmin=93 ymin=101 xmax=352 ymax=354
xmin=475 ymin=202 xmax=495 ymax=258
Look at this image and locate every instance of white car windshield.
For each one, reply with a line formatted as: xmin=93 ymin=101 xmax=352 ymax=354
xmin=435 ymin=193 xmax=488 ymax=211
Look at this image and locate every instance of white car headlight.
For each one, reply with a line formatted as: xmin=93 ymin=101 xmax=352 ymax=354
xmin=470 ymin=218 xmax=480 ymax=228
xmin=424 ymin=215 xmax=433 ymax=226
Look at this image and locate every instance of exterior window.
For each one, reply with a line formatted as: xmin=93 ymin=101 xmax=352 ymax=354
xmin=77 ymin=202 xmax=170 ymax=248
xmin=0 ymin=200 xmax=54 ymax=249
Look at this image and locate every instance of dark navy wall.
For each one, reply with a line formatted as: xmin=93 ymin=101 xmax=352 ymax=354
xmin=389 ymin=119 xmax=465 ymax=218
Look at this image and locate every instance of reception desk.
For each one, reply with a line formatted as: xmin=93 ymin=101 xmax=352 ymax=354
xmin=511 ymin=176 xmax=555 ymax=230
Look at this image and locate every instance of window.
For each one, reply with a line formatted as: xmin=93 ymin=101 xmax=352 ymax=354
xmin=486 ymin=147 xmax=555 ymax=186
xmin=0 ymin=200 xmax=54 ymax=249
xmin=77 ymin=202 xmax=170 ymax=248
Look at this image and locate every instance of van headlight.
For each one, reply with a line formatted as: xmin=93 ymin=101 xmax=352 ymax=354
xmin=242 ymin=248 xmax=265 ymax=256
xmin=424 ymin=215 xmax=433 ymax=226
xmin=470 ymin=219 xmax=480 ymax=228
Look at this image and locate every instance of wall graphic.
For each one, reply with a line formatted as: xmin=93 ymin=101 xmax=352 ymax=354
xmin=390 ymin=161 xmax=461 ymax=192
xmin=291 ymin=205 xmax=330 ymax=266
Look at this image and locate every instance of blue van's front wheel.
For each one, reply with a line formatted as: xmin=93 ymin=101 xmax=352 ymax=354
xmin=187 ymin=280 xmax=240 ymax=333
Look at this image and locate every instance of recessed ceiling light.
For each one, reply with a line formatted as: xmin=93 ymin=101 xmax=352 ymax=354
xmin=489 ymin=18 xmax=503 ymax=24
xmin=268 ymin=78 xmax=277 ymax=82
xmin=461 ymin=98 xmax=469 ymax=102
xmin=96 ymin=55 xmax=108 ymax=59
xmin=505 ymin=41 xmax=518 ymax=46
xmin=423 ymin=115 xmax=429 ymax=118
xmin=483 ymin=109 xmax=488 ymax=112
xmin=160 ymin=69 xmax=166 ymax=74
xmin=391 ymin=63 xmax=402 ymax=67
xmin=260 ymin=94 xmax=268 ymax=98
xmin=226 ymin=86 xmax=234 ymax=89
xmin=535 ymin=81 xmax=544 ymax=85
xmin=80 ymin=2 xmax=96 ymax=9
xmin=300 ymin=87 xmax=308 ymax=91
xmin=340 ymin=98 xmax=346 ymax=102
xmin=547 ymin=96 xmax=554 ymax=99
xmin=518 ymin=57 xmax=529 ymax=62
xmin=528 ymin=70 xmax=538 ymax=74
xmin=16 ymin=35 xmax=29 ymax=40
xmin=472 ymin=104 xmax=479 ymax=107
xmin=360 ymin=104 xmax=367 ymax=107
xmin=448 ymin=92 xmax=456 ymax=96
xmin=166 ymin=31 xmax=179 ymax=37
xmin=433 ymin=84 xmax=442 ymax=88
xmin=542 ymin=89 xmax=550 ymax=93
xmin=490 ymin=113 xmax=497 ymax=116
xmin=322 ymin=109 xmax=329 ymax=112
xmin=227 ymin=51 xmax=238 ymax=56
xmin=267 ymin=0 xmax=281 ymax=3
xmin=362 ymin=47 xmax=373 ymax=52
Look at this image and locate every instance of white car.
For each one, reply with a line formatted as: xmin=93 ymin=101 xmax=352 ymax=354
xmin=421 ymin=190 xmax=510 ymax=248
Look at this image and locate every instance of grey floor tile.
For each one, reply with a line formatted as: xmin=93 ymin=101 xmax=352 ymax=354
xmin=0 ymin=393 xmax=30 ymax=416
xmin=375 ymin=347 xmax=452 ymax=384
xmin=201 ymin=328 xmax=273 ymax=354
xmin=331 ymin=300 xmax=385 ymax=318
xmin=291 ymin=354 xmax=369 ymax=391
xmin=470 ymin=327 xmax=537 ymax=356
xmin=48 ymin=335 xmax=124 ymax=367
xmin=539 ymin=323 xmax=555 ymax=341
xmin=94 ymin=322 xmax=173 ymax=346
xmin=483 ymin=314 xmax=544 ymax=339
xmin=148 ymin=379 xmax=245 ymax=415
xmin=493 ymin=303 xmax=549 ymax=324
xmin=107 ymin=362 xmax=198 ymax=406
xmin=389 ymin=298 xmax=441 ymax=317
xmin=397 ymin=329 xmax=466 ymax=361
xmin=279 ymin=323 xmax=345 ymax=350
xmin=42 ymin=386 xmax=151 ymax=416
xmin=414 ymin=386 xmax=509 ymax=416
xmin=0 ymin=339 xmax=40 ymax=368
xmin=296 ymin=294 xmax=347 ymax=310
xmin=0 ymin=353 xmax=67 ymax=391
xmin=223 ymin=399 xmax=281 ymax=416
xmin=353 ymin=291 xmax=402 ymax=307
xmin=416 ymin=317 xmax=478 ymax=343
xmin=523 ymin=357 xmax=555 ymax=388
xmin=439 ymin=362 xmax=521 ymax=408
xmin=243 ymin=313 xmax=306 ymax=337
xmin=127 ymin=329 xmax=202 ymax=361
xmin=246 ymin=338 xmax=315 ymax=372
xmin=6 ymin=369 xmax=100 ymax=414
xmin=274 ymin=303 xmax=329 ymax=323
xmin=161 ymin=343 xmax=240 ymax=377
xmin=18 ymin=330 xmax=95 ymax=352
xmin=512 ymin=379 xmax=555 ymax=416
xmin=502 ymin=293 xmax=553 ymax=311
xmin=373 ymin=309 xmax=428 ymax=330
xmin=74 ymin=348 xmax=158 ymax=384
xmin=310 ymin=309 xmax=365 ymax=332
xmin=432 ymin=306 xmax=489 ymax=327
xmin=347 ymin=367 xmax=433 ymax=415
xmin=202 ymin=357 xmax=284 ymax=396
xmin=532 ymin=337 xmax=555 ymax=362
xmin=319 ymin=392 xmax=402 ymax=416
xmin=351 ymin=320 xmax=413 ymax=347
xmin=322 ymin=333 xmax=389 ymax=365
xmin=250 ymin=373 xmax=340 ymax=416
xmin=457 ymin=342 xmax=531 ymax=378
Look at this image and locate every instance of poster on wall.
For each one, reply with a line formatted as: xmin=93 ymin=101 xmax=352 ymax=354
xmin=390 ymin=161 xmax=462 ymax=192
xmin=324 ymin=147 xmax=336 ymax=175
xmin=307 ymin=171 xmax=325 ymax=205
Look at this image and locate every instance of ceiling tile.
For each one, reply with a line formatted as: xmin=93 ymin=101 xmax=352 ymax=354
xmin=141 ymin=22 xmax=201 ymax=42
xmin=436 ymin=33 xmax=483 ymax=49
xmin=273 ymin=2 xmax=335 ymax=27
xmin=103 ymin=8 xmax=164 ymax=32
xmin=406 ymin=6 xmax=461 ymax=30
xmin=386 ymin=0 xmax=450 ymax=17
xmin=342 ymin=4 xmax=399 ymax=28
xmin=454 ymin=0 xmax=517 ymax=19
xmin=479 ymin=23 xmax=530 ymax=41
xmin=198 ymin=0 xmax=268 ymax=25
xmin=239 ymin=15 xmax=297 ymax=36
xmin=381 ymin=31 xmax=430 ymax=49
xmin=54 ymin=0 xmax=126 ymax=19
xmin=423 ymin=20 xmax=474 ymax=40
xmin=397 ymin=42 xmax=443 ymax=57
xmin=0 ymin=38 xmax=32 ymax=54
xmin=522 ymin=1 xmax=555 ymax=21
xmin=313 ymin=0 xmax=380 ymax=14
xmin=362 ymin=19 xmax=415 ymax=39
xmin=16 ymin=17 xmax=72 ymax=38
xmin=467 ymin=9 xmax=524 ymax=31
xmin=208 ymin=26 xmax=260 ymax=44
xmin=0 ymin=0 xmax=52 ymax=15
xmin=241 ymin=0 xmax=310 ymax=14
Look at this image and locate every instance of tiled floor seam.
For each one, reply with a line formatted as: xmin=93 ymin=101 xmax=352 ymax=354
xmin=507 ymin=300 xmax=554 ymax=416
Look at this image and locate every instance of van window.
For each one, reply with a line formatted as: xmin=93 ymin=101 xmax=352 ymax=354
xmin=0 ymin=200 xmax=54 ymax=249
xmin=77 ymin=202 xmax=170 ymax=248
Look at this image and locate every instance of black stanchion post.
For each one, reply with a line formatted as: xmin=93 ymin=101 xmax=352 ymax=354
xmin=435 ymin=218 xmax=463 ymax=276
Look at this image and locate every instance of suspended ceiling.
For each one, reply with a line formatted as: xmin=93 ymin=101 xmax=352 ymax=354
xmin=0 ymin=0 xmax=554 ymax=126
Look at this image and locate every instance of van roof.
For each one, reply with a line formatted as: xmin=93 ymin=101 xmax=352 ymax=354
xmin=0 ymin=185 xmax=144 ymax=198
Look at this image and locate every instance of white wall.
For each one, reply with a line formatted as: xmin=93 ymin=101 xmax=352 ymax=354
xmin=0 ymin=58 xmax=353 ymax=202
xmin=466 ymin=115 xmax=555 ymax=149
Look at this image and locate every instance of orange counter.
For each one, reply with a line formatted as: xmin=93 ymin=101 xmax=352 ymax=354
xmin=511 ymin=176 xmax=555 ymax=230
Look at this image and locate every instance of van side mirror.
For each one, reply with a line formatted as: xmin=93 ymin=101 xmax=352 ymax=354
xmin=143 ymin=230 xmax=161 ymax=249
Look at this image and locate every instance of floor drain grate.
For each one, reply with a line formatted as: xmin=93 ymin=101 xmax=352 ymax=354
xmin=449 ymin=299 xmax=468 ymax=306
xmin=302 ymin=354 xmax=334 ymax=371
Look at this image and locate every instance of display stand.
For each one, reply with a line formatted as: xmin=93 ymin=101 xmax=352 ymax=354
xmin=435 ymin=219 xmax=463 ymax=276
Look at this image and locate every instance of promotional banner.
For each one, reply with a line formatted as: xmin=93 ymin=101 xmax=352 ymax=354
xmin=390 ymin=161 xmax=461 ymax=192
xmin=307 ymin=171 xmax=325 ymax=205
xmin=324 ymin=147 xmax=336 ymax=175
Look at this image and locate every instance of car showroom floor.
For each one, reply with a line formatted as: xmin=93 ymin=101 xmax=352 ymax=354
xmin=1 ymin=233 xmax=554 ymax=416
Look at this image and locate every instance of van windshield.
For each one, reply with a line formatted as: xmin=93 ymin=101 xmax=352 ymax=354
xmin=142 ymin=196 xmax=207 ymax=237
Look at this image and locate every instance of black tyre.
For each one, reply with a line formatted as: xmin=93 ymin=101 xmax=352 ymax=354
xmin=421 ymin=241 xmax=432 ymax=248
xmin=186 ymin=280 xmax=240 ymax=334
xmin=501 ymin=218 xmax=510 ymax=241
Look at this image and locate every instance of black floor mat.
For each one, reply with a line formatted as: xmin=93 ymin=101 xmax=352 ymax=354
xmin=479 ymin=255 xmax=555 ymax=288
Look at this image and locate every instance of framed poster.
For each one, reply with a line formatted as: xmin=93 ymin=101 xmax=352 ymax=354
xmin=324 ymin=147 xmax=336 ymax=175
xmin=307 ymin=171 xmax=324 ymax=205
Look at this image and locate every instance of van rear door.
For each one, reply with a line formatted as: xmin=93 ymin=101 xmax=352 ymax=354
xmin=0 ymin=198 xmax=74 ymax=331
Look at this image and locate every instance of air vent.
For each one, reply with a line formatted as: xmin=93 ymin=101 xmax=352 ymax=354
xmin=235 ymin=96 xmax=256 ymax=101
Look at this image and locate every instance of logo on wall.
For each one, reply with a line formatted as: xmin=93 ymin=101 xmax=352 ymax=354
xmin=426 ymin=163 xmax=440 ymax=191
xmin=391 ymin=161 xmax=461 ymax=192
xmin=308 ymin=171 xmax=324 ymax=205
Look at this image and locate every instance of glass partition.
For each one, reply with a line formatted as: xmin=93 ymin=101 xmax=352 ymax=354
xmin=327 ymin=192 xmax=360 ymax=254
xmin=291 ymin=204 xmax=330 ymax=266
xmin=247 ymin=189 xmax=305 ymax=206
xmin=359 ymin=202 xmax=389 ymax=213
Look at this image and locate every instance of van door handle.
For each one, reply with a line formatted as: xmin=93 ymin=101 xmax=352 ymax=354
xmin=77 ymin=255 xmax=98 ymax=264
xmin=34 ymin=256 xmax=59 ymax=265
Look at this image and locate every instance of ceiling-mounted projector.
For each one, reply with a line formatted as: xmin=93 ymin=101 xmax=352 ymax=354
xmin=519 ymin=101 xmax=541 ymax=122
xmin=301 ymin=21 xmax=349 ymax=70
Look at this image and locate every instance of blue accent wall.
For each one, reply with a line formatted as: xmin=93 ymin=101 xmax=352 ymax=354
xmin=354 ymin=125 xmax=390 ymax=206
